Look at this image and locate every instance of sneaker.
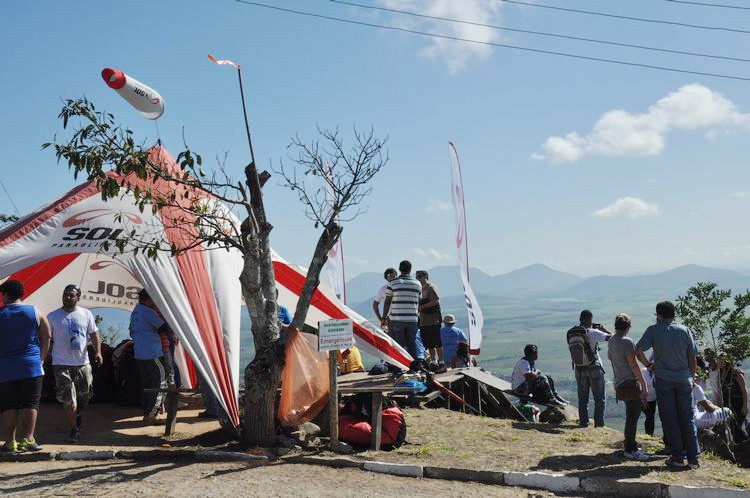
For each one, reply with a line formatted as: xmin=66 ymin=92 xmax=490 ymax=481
xmin=624 ymin=449 xmax=651 ymax=461
xmin=688 ymin=460 xmax=701 ymax=470
xmin=665 ymin=457 xmax=687 ymax=469
xmin=1 ymin=440 xmax=18 ymax=453
xmin=17 ymin=438 xmax=42 ymax=452
xmin=69 ymin=428 xmax=80 ymax=443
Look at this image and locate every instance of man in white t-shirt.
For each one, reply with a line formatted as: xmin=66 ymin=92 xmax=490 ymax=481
xmin=574 ymin=310 xmax=612 ymax=428
xmin=47 ymin=284 xmax=102 ymax=442
xmin=372 ymin=268 xmax=397 ymax=326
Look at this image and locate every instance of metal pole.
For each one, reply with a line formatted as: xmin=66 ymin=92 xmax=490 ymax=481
xmin=236 ymin=66 xmax=256 ymax=166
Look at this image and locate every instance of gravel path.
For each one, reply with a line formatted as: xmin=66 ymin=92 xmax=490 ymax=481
xmin=0 ymin=460 xmax=557 ymax=497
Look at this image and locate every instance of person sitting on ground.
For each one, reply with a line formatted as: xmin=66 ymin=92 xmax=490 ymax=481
xmin=692 ymin=382 xmax=732 ymax=433
xmin=47 ymin=283 xmax=103 ymax=443
xmin=607 ymin=313 xmax=651 ymax=461
xmin=510 ymin=344 xmax=567 ymax=406
xmin=0 ymin=280 xmax=51 ymax=453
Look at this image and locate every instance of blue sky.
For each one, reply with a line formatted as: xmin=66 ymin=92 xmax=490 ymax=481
xmin=2 ymin=0 xmax=750 ymax=278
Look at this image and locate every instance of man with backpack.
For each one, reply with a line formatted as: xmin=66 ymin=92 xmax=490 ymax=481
xmin=569 ymin=310 xmax=612 ymax=428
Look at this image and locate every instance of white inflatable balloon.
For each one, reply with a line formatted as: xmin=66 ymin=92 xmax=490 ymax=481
xmin=101 ymin=68 xmax=165 ymax=120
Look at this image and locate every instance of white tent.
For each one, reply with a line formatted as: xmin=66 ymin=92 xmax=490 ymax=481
xmin=0 ymin=146 xmax=412 ymax=426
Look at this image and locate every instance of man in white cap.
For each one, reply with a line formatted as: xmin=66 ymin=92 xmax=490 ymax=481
xmin=440 ymin=314 xmax=470 ymax=368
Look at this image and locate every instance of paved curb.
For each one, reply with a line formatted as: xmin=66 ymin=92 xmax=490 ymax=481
xmin=580 ymin=476 xmax=664 ymax=497
xmin=423 ymin=466 xmax=504 ymax=484
xmin=2 ymin=447 xmax=748 ymax=497
xmin=58 ymin=450 xmax=117 ymax=461
xmin=195 ymin=450 xmax=268 ymax=462
xmin=666 ymin=484 xmax=748 ymax=498
xmin=504 ymin=470 xmax=580 ymax=493
xmin=115 ymin=449 xmax=196 ymax=460
xmin=0 ymin=451 xmax=53 ymax=462
xmin=284 ymin=455 xmax=362 ymax=469
xmin=362 ymin=461 xmax=424 ymax=478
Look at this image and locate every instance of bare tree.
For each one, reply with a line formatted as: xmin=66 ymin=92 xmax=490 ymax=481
xmin=44 ymin=98 xmax=387 ymax=447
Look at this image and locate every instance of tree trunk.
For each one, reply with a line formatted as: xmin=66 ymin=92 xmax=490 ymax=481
xmin=238 ymin=218 xmax=284 ymax=448
xmin=242 ymin=341 xmax=284 ymax=447
xmin=292 ymin=222 xmax=342 ymax=330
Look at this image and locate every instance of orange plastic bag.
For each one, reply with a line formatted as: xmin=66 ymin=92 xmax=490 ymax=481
xmin=278 ymin=330 xmax=330 ymax=427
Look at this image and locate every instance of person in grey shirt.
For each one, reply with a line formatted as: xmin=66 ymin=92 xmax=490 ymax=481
xmin=635 ymin=301 xmax=699 ymax=470
xmin=608 ymin=313 xmax=650 ymax=461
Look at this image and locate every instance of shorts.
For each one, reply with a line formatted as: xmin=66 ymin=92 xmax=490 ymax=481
xmin=54 ymin=364 xmax=93 ymax=407
xmin=420 ymin=324 xmax=442 ymax=349
xmin=0 ymin=376 xmax=43 ymax=411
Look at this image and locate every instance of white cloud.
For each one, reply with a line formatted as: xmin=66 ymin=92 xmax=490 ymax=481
xmin=534 ymin=84 xmax=750 ymax=163
xmin=730 ymin=191 xmax=749 ymax=199
xmin=425 ymin=198 xmax=452 ymax=212
xmin=413 ymin=247 xmax=452 ymax=261
xmin=378 ymin=0 xmax=503 ymax=73
xmin=592 ymin=197 xmax=659 ymax=219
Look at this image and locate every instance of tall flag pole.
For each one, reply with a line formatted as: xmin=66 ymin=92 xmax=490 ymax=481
xmin=448 ymin=142 xmax=483 ymax=354
xmin=207 ymin=54 xmax=256 ymax=165
xmin=323 ymin=162 xmax=347 ymax=304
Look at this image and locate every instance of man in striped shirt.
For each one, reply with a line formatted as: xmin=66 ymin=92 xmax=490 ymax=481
xmin=382 ymin=260 xmax=422 ymax=359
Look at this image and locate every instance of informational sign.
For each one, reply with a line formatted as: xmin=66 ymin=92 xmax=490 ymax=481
xmin=318 ymin=319 xmax=353 ymax=352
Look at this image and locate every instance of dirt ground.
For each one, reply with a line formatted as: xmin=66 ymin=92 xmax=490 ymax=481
xmin=0 ymin=460 xmax=558 ymax=497
xmin=29 ymin=394 xmax=234 ymax=453
xmin=9 ymin=397 xmax=750 ymax=492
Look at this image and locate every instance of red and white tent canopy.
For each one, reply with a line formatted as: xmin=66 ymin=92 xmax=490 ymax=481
xmin=0 ymin=146 xmax=411 ymax=426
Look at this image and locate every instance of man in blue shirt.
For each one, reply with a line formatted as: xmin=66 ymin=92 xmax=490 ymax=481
xmin=129 ymin=289 xmax=170 ymax=425
xmin=440 ymin=314 xmax=468 ymax=368
xmin=0 ymin=280 xmax=51 ymax=452
xmin=636 ymin=300 xmax=700 ymax=469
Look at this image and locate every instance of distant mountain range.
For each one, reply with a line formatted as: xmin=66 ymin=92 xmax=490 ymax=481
xmin=345 ymin=263 xmax=750 ymax=307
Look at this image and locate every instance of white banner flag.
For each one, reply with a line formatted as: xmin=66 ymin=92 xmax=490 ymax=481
xmin=323 ymin=164 xmax=346 ymax=304
xmin=449 ymin=141 xmax=483 ymax=353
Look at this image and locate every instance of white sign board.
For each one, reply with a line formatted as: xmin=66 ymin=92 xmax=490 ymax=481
xmin=318 ymin=319 xmax=354 ymax=352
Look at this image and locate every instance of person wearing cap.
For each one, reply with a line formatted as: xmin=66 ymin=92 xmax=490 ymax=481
xmin=47 ymin=284 xmax=102 ymax=442
xmin=607 ymin=313 xmax=651 ymax=461
xmin=0 ymin=280 xmax=51 ymax=453
xmin=440 ymin=314 xmax=470 ymax=368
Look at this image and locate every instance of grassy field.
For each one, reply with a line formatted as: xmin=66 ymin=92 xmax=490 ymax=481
xmin=359 ymin=407 xmax=750 ymax=490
